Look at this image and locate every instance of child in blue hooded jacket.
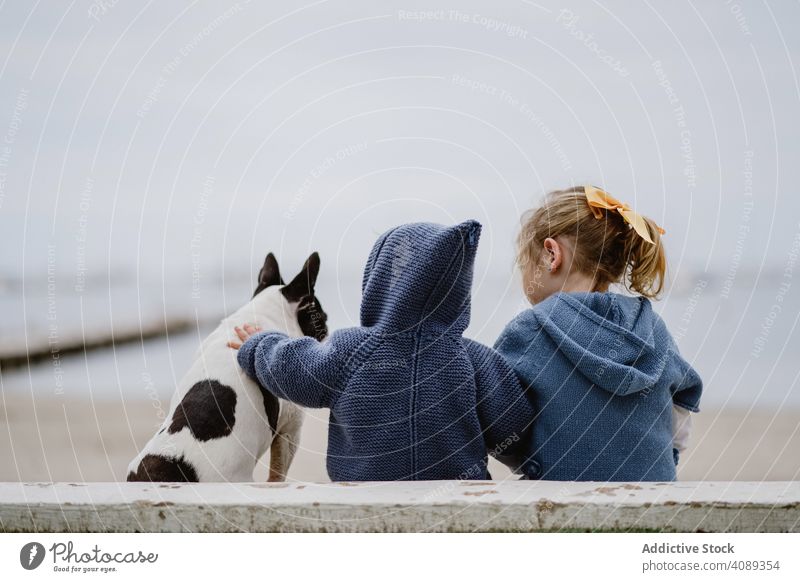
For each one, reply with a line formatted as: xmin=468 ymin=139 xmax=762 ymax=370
xmin=494 ymin=186 xmax=702 ymax=482
xmin=230 ymin=220 xmax=534 ymax=481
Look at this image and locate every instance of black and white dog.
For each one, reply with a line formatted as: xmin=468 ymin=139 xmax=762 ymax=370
xmin=127 ymin=252 xmax=327 ymax=483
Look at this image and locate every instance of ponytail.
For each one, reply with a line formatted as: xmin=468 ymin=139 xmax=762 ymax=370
xmin=623 ymin=215 xmax=666 ymax=299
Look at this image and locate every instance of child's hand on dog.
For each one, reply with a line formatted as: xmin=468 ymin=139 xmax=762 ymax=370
xmin=227 ymin=324 xmax=262 ymax=350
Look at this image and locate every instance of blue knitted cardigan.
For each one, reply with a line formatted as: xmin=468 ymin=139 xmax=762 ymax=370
xmin=494 ymin=292 xmax=703 ymax=482
xmin=238 ymin=220 xmax=534 ymax=481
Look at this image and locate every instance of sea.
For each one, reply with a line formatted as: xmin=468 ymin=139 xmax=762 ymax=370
xmin=1 ymin=268 xmax=799 ymax=411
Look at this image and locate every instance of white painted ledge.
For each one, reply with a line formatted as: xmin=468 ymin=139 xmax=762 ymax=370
xmin=1 ymin=481 xmax=798 ymax=533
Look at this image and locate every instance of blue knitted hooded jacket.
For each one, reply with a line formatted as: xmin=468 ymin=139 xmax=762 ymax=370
xmin=237 ymin=220 xmax=534 ymax=481
xmin=494 ymin=292 xmax=702 ymax=482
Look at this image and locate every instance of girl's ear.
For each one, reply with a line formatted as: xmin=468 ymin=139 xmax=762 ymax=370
xmin=543 ymin=238 xmax=563 ymax=272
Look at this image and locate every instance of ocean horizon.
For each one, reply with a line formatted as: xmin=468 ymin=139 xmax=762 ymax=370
xmin=2 ymin=267 xmax=798 ymax=411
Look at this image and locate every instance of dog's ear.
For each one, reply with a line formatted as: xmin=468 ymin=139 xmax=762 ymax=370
xmin=259 ymin=253 xmax=284 ymax=287
xmin=282 ymin=252 xmax=320 ymax=302
xmin=254 ymin=253 xmax=284 ymax=296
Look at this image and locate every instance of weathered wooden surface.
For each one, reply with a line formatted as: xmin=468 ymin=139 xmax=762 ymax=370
xmin=1 ymin=481 xmax=798 ymax=533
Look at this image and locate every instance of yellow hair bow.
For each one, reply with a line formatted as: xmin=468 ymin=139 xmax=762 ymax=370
xmin=584 ymin=185 xmax=665 ymax=245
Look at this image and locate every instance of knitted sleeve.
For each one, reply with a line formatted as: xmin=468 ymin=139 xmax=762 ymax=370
xmin=463 ymin=338 xmax=535 ymax=458
xmin=669 ymin=344 xmax=703 ymax=413
xmin=237 ymin=330 xmax=349 ymax=409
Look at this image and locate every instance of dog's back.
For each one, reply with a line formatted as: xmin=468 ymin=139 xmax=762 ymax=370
xmin=127 ymin=253 xmax=327 ymax=483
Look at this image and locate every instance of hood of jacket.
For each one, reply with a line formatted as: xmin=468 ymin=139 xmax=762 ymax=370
xmin=532 ymin=292 xmax=672 ymax=396
xmin=360 ymin=220 xmax=482 ymax=332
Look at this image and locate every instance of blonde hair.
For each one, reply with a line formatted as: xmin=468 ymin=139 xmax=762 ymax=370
xmin=517 ymin=186 xmax=666 ymax=299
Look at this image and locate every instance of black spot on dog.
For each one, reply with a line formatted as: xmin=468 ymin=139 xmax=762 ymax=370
xmin=297 ymin=295 xmax=328 ymax=340
xmin=168 ymin=380 xmax=237 ymax=442
xmin=259 ymin=387 xmax=280 ymax=435
xmin=127 ymin=454 xmax=199 ymax=482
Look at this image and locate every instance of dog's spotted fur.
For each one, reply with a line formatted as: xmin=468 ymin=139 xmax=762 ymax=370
xmin=167 ymin=380 xmax=238 ymax=442
xmin=127 ymin=454 xmax=198 ymax=482
xmin=127 ymin=253 xmax=327 ymax=483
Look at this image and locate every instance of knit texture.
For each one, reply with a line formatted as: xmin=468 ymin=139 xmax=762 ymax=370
xmin=238 ymin=220 xmax=534 ymax=481
xmin=494 ymin=292 xmax=702 ymax=482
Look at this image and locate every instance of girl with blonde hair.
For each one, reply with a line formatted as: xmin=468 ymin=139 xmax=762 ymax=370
xmin=495 ymin=186 xmax=702 ymax=481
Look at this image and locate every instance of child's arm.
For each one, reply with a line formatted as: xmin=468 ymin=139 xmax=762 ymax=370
xmin=236 ymin=329 xmax=352 ymax=409
xmin=490 ymin=311 xmax=547 ymax=476
xmin=463 ymin=338 xmax=535 ymax=462
xmin=671 ymin=361 xmax=702 ymax=413
xmin=668 ymin=341 xmax=702 ymax=466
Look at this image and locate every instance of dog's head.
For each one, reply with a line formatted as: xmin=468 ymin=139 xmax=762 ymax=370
xmin=254 ymin=252 xmax=328 ymax=341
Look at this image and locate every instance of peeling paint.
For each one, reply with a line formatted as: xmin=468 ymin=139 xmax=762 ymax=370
xmin=593 ymin=487 xmax=619 ymax=496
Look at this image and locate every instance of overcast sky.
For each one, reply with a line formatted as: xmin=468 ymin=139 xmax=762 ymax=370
xmin=1 ymin=0 xmax=798 ymax=296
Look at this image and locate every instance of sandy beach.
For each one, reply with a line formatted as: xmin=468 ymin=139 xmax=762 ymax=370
xmin=1 ymin=394 xmax=797 ymax=483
